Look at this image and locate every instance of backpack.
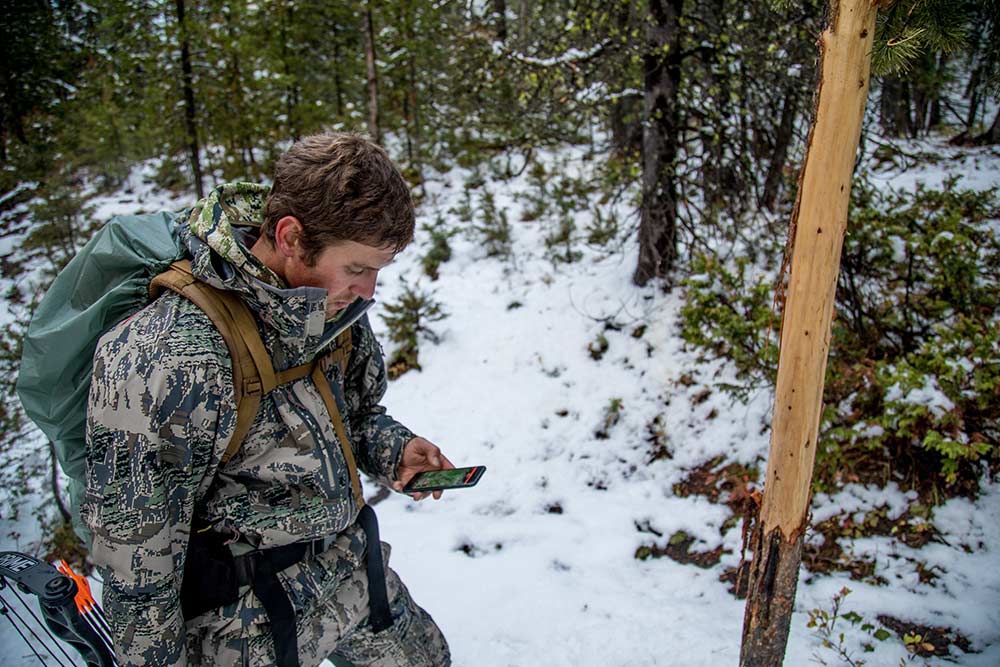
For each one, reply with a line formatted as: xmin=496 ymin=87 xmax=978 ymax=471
xmin=16 ymin=213 xmax=360 ymax=544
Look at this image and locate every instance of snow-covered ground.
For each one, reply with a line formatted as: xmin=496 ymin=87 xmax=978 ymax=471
xmin=2 ymin=139 xmax=998 ymax=666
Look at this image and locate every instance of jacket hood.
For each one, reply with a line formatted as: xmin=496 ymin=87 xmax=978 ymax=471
xmin=186 ymin=182 xmax=282 ymax=287
xmin=180 ymin=182 xmax=370 ymax=369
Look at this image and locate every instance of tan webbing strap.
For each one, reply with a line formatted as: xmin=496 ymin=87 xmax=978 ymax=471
xmin=275 ymin=362 xmax=314 ymax=385
xmin=149 ymin=261 xmax=364 ymax=495
xmin=213 ymin=290 xmax=278 ymax=392
xmin=273 ymin=325 xmax=352 ymax=388
xmin=162 ymin=259 xmax=277 ymax=394
xmin=310 ymin=361 xmax=365 ymax=509
xmin=323 ymin=329 xmax=354 ymax=377
xmin=150 ymin=261 xmax=272 ymax=463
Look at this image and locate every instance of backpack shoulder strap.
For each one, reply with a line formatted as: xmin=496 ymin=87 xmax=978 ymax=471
xmin=148 ymin=262 xmax=363 ymax=505
xmin=311 ymin=343 xmax=363 ymax=509
xmin=149 ymin=260 xmax=275 ymax=464
xmin=319 ymin=327 xmax=354 ymax=377
xmin=272 ymin=326 xmax=351 ymax=385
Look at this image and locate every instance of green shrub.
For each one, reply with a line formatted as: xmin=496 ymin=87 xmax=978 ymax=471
xmin=421 ymin=214 xmax=456 ymax=281
xmin=680 ymin=181 xmax=1000 ymax=498
xmin=380 ymin=279 xmax=448 ymax=379
xmin=475 ymin=189 xmax=512 ymax=259
xmin=679 ymin=253 xmax=779 ymax=400
xmin=585 ymin=206 xmax=620 ymax=247
xmin=545 ymin=215 xmax=582 ymax=264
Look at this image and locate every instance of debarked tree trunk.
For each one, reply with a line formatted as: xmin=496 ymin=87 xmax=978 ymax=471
xmin=739 ymin=2 xmax=878 ymax=665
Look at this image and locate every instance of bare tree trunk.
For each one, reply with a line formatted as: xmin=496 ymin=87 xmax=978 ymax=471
xmin=740 ymin=2 xmax=878 ymax=665
xmin=279 ymin=2 xmax=300 ymax=141
xmin=926 ymin=54 xmax=946 ymax=132
xmin=48 ymin=440 xmax=71 ymax=524
xmin=334 ymin=24 xmax=345 ymax=117
xmin=400 ymin=2 xmax=422 ymax=186
xmin=971 ymin=106 xmax=1000 ymax=146
xmin=633 ymin=0 xmax=682 ymax=287
xmin=762 ymin=85 xmax=800 ymax=212
xmin=174 ymin=0 xmax=204 ymax=198
xmin=964 ymin=67 xmax=983 ymax=131
xmin=492 ymin=0 xmax=507 ymax=41
xmin=223 ymin=5 xmax=256 ymax=178
xmin=364 ymin=6 xmax=381 ymax=145
xmin=879 ymin=75 xmax=912 ymax=138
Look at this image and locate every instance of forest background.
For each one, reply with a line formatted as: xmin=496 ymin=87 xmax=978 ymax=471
xmin=0 ymin=0 xmax=998 ymax=663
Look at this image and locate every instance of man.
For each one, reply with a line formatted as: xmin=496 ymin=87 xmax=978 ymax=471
xmin=82 ymin=133 xmax=452 ymax=666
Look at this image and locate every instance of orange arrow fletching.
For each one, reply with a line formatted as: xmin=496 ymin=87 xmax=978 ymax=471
xmin=56 ymin=560 xmax=97 ymax=614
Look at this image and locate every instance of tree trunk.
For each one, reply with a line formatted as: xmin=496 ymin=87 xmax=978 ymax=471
xmin=609 ymin=94 xmax=642 ymax=156
xmin=879 ymin=75 xmax=912 ymax=138
xmin=223 ymin=5 xmax=255 ymax=178
xmin=401 ymin=2 xmax=422 ymax=187
xmin=761 ymin=85 xmax=799 ymax=212
xmin=492 ymin=0 xmax=508 ymax=41
xmin=926 ymin=54 xmax=946 ymax=132
xmin=364 ymin=6 xmax=381 ymax=145
xmin=698 ymin=0 xmax=732 ymax=218
xmin=964 ymin=66 xmax=983 ymax=131
xmin=633 ymin=0 xmax=682 ymax=288
xmin=48 ymin=440 xmax=71 ymax=524
xmin=174 ymin=0 xmax=204 ymax=198
xmin=334 ymin=24 xmax=345 ymax=117
xmin=971 ymin=106 xmax=1000 ymax=146
xmin=740 ymin=2 xmax=877 ymax=665
xmin=279 ymin=2 xmax=300 ymax=141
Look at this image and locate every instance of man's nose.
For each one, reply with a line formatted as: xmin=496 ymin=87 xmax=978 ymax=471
xmin=352 ymin=272 xmax=378 ymax=300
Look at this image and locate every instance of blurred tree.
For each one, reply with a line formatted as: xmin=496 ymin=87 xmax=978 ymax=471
xmin=872 ymin=0 xmax=969 ymax=137
xmin=174 ymin=0 xmax=205 ymax=197
xmin=0 ymin=0 xmax=90 ymax=180
xmin=961 ymin=0 xmax=1000 ymax=144
xmin=364 ymin=4 xmax=380 ymax=144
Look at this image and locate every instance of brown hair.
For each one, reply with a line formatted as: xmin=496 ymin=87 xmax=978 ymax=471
xmin=262 ymin=132 xmax=414 ymax=264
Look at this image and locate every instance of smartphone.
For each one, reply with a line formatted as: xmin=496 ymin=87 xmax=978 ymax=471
xmin=403 ymin=466 xmax=486 ymax=493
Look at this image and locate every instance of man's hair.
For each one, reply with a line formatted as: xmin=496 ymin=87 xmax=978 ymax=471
xmin=262 ymin=132 xmax=414 ymax=263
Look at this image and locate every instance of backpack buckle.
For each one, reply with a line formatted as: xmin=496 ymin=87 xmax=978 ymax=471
xmin=244 ymin=377 xmax=263 ymax=396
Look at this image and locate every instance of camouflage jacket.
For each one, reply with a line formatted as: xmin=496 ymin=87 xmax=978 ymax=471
xmin=82 ymin=183 xmax=414 ymax=666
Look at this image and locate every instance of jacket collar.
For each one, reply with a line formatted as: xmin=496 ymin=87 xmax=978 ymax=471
xmin=180 ymin=182 xmax=370 ymax=368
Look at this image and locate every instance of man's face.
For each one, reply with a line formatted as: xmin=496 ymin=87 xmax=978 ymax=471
xmin=285 ymin=240 xmax=396 ymax=319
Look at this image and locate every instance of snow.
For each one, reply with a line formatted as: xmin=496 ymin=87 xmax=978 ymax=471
xmin=884 ymin=376 xmax=957 ymax=418
xmin=2 ymin=138 xmax=1000 ymax=666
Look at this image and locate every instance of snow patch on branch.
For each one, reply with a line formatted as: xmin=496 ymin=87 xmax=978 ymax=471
xmin=492 ymin=40 xmax=609 ymax=68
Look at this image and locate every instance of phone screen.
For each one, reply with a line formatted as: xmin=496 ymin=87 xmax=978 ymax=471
xmin=404 ymin=466 xmax=485 ymax=492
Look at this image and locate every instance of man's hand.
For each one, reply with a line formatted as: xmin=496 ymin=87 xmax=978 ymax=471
xmin=393 ymin=436 xmax=455 ymax=500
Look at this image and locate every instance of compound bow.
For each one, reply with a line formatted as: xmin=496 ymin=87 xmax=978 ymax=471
xmin=0 ymin=552 xmax=117 ymax=667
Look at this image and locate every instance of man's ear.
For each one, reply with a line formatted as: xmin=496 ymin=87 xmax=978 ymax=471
xmin=273 ymin=216 xmax=305 ymax=258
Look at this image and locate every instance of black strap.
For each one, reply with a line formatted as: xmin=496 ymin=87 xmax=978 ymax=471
xmin=181 ymin=507 xmax=395 ymax=665
xmin=357 ymin=505 xmax=393 ymax=633
xmin=248 ymin=548 xmax=306 ymax=667
xmin=180 ymin=530 xmax=240 ymax=620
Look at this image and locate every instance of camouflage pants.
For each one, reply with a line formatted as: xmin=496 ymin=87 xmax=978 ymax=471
xmin=187 ymin=538 xmax=450 ymax=667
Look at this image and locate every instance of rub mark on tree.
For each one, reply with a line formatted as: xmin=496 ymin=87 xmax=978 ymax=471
xmin=739 ymin=2 xmax=878 ymax=666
